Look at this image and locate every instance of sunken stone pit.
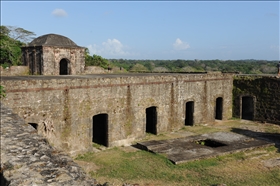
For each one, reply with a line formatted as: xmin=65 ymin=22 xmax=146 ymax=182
xmin=136 ymin=132 xmax=274 ymax=164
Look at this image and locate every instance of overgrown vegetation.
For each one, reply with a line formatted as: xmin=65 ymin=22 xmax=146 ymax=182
xmin=0 ymin=85 xmax=6 ymax=99
xmin=85 ymin=48 xmax=109 ymax=69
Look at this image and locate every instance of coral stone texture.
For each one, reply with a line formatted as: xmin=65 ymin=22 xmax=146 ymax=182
xmin=21 ymin=34 xmax=85 ymax=75
xmin=233 ymin=75 xmax=280 ymax=125
xmin=0 ymin=103 xmax=97 ymax=186
xmin=1 ymin=73 xmax=234 ymax=155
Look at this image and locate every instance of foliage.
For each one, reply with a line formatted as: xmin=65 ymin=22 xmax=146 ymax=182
xmin=108 ymin=58 xmax=278 ymax=74
xmin=0 ymin=85 xmax=6 ymax=99
xmin=85 ymin=49 xmax=109 ymax=69
xmin=0 ymin=25 xmax=36 ymax=67
xmin=5 ymin=26 xmax=36 ymax=43
xmin=129 ymin=63 xmax=148 ymax=71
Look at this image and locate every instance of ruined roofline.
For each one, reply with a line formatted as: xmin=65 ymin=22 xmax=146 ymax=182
xmin=26 ymin=33 xmax=84 ymax=48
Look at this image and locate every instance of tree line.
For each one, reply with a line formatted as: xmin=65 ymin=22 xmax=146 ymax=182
xmin=1 ymin=25 xmax=278 ymax=74
xmin=108 ymin=59 xmax=278 ymax=74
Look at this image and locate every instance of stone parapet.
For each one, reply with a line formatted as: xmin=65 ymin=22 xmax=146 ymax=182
xmin=0 ymin=103 xmax=98 ymax=186
xmin=233 ymin=75 xmax=280 ymax=124
xmin=0 ymin=66 xmax=29 ymax=76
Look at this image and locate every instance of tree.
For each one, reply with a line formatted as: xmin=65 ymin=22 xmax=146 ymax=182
xmin=5 ymin=26 xmax=36 ymax=44
xmin=0 ymin=25 xmax=36 ymax=67
xmin=130 ymin=63 xmax=148 ymax=72
xmin=85 ymin=51 xmax=109 ymax=69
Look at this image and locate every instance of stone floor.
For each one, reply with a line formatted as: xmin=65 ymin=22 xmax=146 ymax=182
xmin=136 ymin=131 xmax=274 ymax=164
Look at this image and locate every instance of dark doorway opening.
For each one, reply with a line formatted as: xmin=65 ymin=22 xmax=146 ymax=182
xmin=59 ymin=59 xmax=69 ymax=75
xmin=185 ymin=101 xmax=194 ymax=126
xmin=242 ymin=96 xmax=254 ymax=120
xmin=92 ymin=114 xmax=108 ymax=146
xmin=146 ymin=107 xmax=157 ymax=134
xmin=195 ymin=139 xmax=227 ymax=148
xmin=28 ymin=123 xmax=38 ymax=130
xmin=215 ymin=97 xmax=223 ymax=120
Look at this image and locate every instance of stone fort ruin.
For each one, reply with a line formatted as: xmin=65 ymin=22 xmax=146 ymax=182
xmin=1 ymin=34 xmax=280 ymax=157
xmin=21 ymin=34 xmax=85 ymax=75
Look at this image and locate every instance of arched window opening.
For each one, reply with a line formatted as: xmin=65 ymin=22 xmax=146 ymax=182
xmin=185 ymin=101 xmax=194 ymax=126
xmin=28 ymin=123 xmax=38 ymax=130
xmin=146 ymin=106 xmax=157 ymax=135
xmin=59 ymin=58 xmax=69 ymax=75
xmin=92 ymin=113 xmax=108 ymax=146
xmin=215 ymin=97 xmax=223 ymax=120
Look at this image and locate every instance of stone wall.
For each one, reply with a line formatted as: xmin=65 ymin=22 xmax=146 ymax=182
xmin=1 ymin=73 xmax=234 ymax=156
xmin=43 ymin=46 xmax=85 ymax=75
xmin=21 ymin=46 xmax=85 ymax=75
xmin=0 ymin=103 xmax=98 ymax=186
xmin=233 ymin=75 xmax=280 ymax=125
xmin=0 ymin=66 xmax=29 ymax=76
xmin=84 ymin=66 xmax=112 ymax=74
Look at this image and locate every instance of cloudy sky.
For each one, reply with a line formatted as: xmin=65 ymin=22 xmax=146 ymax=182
xmin=1 ymin=1 xmax=279 ymax=60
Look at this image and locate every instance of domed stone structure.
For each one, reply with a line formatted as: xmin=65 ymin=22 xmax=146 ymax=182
xmin=22 ymin=34 xmax=85 ymax=75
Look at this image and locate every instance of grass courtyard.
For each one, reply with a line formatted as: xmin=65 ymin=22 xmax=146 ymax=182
xmin=75 ymin=119 xmax=280 ymax=186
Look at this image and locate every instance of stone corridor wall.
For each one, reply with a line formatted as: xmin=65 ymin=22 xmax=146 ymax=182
xmin=233 ymin=75 xmax=280 ymax=125
xmin=1 ymin=73 xmax=234 ymax=155
xmin=0 ymin=103 xmax=97 ymax=186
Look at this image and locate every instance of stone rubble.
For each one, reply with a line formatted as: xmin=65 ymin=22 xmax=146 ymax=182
xmin=0 ymin=103 xmax=105 ymax=186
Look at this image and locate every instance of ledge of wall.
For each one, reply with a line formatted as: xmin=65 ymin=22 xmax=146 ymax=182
xmin=0 ymin=66 xmax=29 ymax=76
xmin=233 ymin=75 xmax=280 ymax=125
xmin=0 ymin=103 xmax=99 ymax=186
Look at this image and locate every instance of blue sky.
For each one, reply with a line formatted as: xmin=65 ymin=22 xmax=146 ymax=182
xmin=1 ymin=1 xmax=279 ymax=60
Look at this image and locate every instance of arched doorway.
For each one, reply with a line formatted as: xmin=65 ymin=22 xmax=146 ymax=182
xmin=185 ymin=101 xmax=194 ymax=126
xmin=146 ymin=106 xmax=157 ymax=134
xmin=59 ymin=58 xmax=69 ymax=75
xmin=215 ymin=97 xmax=223 ymax=120
xmin=92 ymin=113 xmax=108 ymax=146
xmin=242 ymin=96 xmax=254 ymax=120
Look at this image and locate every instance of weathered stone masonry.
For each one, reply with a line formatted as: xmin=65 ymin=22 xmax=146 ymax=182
xmin=233 ymin=75 xmax=280 ymax=125
xmin=21 ymin=34 xmax=85 ymax=75
xmin=0 ymin=104 xmax=97 ymax=186
xmin=1 ymin=73 xmax=234 ymax=156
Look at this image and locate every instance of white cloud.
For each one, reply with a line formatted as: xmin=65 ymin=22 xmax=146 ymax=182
xmin=87 ymin=44 xmax=102 ymax=55
xmin=102 ymin=39 xmax=128 ymax=55
xmin=173 ymin=38 xmax=190 ymax=50
xmin=52 ymin=9 xmax=68 ymax=17
xmin=88 ymin=39 xmax=130 ymax=57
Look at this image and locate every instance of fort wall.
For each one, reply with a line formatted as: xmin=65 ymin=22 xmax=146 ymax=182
xmin=1 ymin=73 xmax=234 ymax=155
xmin=0 ymin=66 xmax=29 ymax=76
xmin=233 ymin=75 xmax=280 ymax=125
xmin=0 ymin=104 xmax=96 ymax=186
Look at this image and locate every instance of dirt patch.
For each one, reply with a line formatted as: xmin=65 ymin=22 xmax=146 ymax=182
xmin=263 ymin=158 xmax=280 ymax=168
xmin=74 ymin=160 xmax=99 ymax=174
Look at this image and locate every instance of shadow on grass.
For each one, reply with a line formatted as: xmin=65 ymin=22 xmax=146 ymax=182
xmin=231 ymin=128 xmax=280 ymax=153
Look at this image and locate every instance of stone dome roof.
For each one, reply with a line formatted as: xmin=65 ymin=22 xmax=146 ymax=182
xmin=29 ymin=34 xmax=80 ymax=47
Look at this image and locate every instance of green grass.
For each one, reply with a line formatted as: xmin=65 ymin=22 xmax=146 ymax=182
xmin=75 ymin=120 xmax=280 ymax=186
xmin=75 ymin=146 xmax=280 ymax=186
